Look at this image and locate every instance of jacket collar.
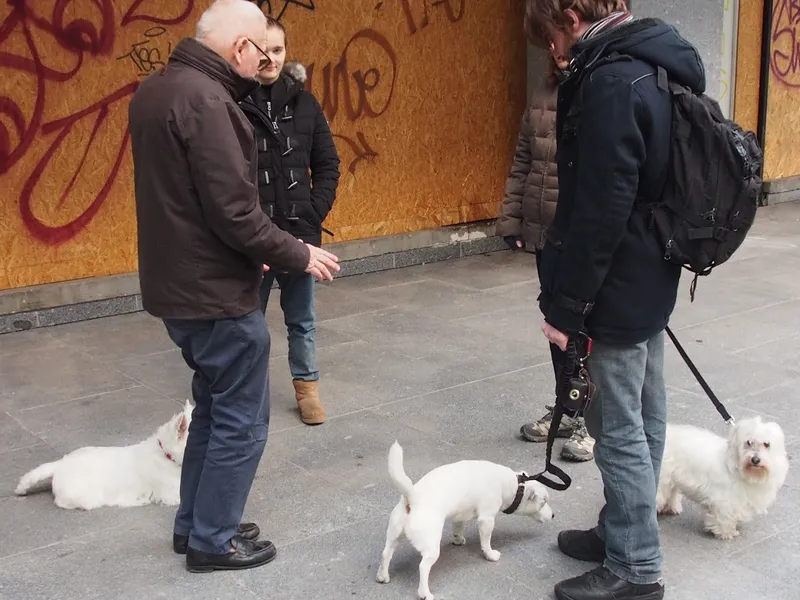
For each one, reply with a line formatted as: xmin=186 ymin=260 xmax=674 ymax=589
xmin=169 ymin=37 xmax=259 ymax=102
xmin=243 ymin=69 xmax=304 ymax=116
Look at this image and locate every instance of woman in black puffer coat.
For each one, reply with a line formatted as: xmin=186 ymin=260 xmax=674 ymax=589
xmin=239 ymin=17 xmax=340 ymax=427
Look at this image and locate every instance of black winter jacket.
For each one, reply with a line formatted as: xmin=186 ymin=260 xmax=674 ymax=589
xmin=239 ymin=63 xmax=340 ymax=247
xmin=538 ymin=18 xmax=706 ymax=344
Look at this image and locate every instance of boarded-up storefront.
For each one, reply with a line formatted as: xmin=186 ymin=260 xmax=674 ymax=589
xmin=735 ymin=0 xmax=800 ymax=190
xmin=0 ymin=0 xmax=527 ymax=291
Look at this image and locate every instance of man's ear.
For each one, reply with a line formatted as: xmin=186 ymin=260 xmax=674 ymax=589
xmin=563 ymin=8 xmax=581 ymax=34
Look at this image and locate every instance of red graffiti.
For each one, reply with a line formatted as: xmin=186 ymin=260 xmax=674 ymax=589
xmin=122 ymin=0 xmax=195 ymax=26
xmin=399 ymin=0 xmax=465 ymax=36
xmin=305 ymin=28 xmax=398 ymax=123
xmin=304 ymin=29 xmax=397 ymax=175
xmin=772 ymin=0 xmax=800 ymax=87
xmin=331 ymin=132 xmax=378 ymax=175
xmin=0 ymin=0 xmax=194 ymax=245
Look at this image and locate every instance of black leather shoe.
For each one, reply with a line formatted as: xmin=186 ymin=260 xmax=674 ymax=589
xmin=186 ymin=536 xmax=277 ymax=573
xmin=555 ymin=566 xmax=664 ymax=600
xmin=557 ymin=528 xmax=606 ymax=562
xmin=173 ymin=522 xmax=260 ymax=555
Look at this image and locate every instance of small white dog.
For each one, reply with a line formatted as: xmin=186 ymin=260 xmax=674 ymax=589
xmin=376 ymin=441 xmax=554 ymax=600
xmin=657 ymin=416 xmax=789 ymax=539
xmin=15 ymin=400 xmax=193 ymax=510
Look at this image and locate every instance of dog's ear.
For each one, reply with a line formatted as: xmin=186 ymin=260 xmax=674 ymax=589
xmin=525 ymin=481 xmax=547 ymax=502
xmin=763 ymin=421 xmax=786 ymax=448
xmin=176 ymin=413 xmax=189 ymax=439
xmin=726 ymin=421 xmax=741 ymax=445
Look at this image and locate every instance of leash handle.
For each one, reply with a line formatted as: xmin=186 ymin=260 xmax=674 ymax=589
xmin=665 ymin=326 xmax=735 ymax=424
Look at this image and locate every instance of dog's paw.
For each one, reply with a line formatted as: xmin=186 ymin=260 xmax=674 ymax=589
xmin=451 ymin=534 xmax=466 ymax=546
xmin=705 ymin=521 xmax=740 ymax=540
xmin=714 ymin=529 xmax=740 ymax=540
xmin=376 ymin=572 xmax=390 ymax=584
xmin=419 ymin=594 xmax=434 ymax=600
xmin=483 ymin=549 xmax=501 ymax=562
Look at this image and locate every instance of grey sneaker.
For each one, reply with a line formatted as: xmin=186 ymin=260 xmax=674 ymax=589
xmin=520 ymin=405 xmax=577 ymax=442
xmin=560 ymin=419 xmax=595 ymax=462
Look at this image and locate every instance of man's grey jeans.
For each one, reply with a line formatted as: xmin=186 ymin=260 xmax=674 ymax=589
xmin=583 ymin=330 xmax=667 ymax=585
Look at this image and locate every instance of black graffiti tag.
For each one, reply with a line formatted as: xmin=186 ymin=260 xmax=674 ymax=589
xmin=116 ymin=26 xmax=171 ymax=77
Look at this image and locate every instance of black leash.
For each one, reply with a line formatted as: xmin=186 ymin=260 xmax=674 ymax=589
xmin=529 ymin=399 xmax=573 ymax=491
xmin=520 ymin=335 xmax=594 ymax=492
xmin=664 ymin=325 xmax=735 ymax=425
xmin=516 ymin=326 xmax=734 ymax=500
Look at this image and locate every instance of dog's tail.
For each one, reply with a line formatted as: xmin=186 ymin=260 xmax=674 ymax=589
xmin=15 ymin=460 xmax=58 ymax=496
xmin=388 ymin=441 xmax=415 ymax=505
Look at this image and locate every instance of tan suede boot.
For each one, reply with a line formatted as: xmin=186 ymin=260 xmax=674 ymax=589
xmin=293 ymin=380 xmax=326 ymax=425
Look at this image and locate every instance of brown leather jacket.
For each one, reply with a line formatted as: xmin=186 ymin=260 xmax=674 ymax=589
xmin=496 ymin=72 xmax=559 ymax=252
xmin=129 ymin=38 xmax=310 ymax=320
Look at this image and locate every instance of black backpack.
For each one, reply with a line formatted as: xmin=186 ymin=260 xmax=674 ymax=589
xmin=642 ymin=65 xmax=764 ymax=300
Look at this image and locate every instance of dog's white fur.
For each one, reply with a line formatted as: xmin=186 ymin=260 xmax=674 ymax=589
xmin=657 ymin=416 xmax=789 ymax=539
xmin=376 ymin=441 xmax=554 ymax=600
xmin=15 ymin=400 xmax=193 ymax=510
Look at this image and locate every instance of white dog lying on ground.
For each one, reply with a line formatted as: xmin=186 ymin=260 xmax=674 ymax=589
xmin=657 ymin=416 xmax=789 ymax=539
xmin=15 ymin=400 xmax=192 ymax=510
xmin=376 ymin=441 xmax=554 ymax=600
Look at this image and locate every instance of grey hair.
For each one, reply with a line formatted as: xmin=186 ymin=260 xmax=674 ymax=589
xmin=194 ymin=0 xmax=266 ymax=46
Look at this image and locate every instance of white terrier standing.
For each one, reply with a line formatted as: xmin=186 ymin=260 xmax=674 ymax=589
xmin=15 ymin=400 xmax=193 ymax=510
xmin=376 ymin=441 xmax=555 ymax=600
xmin=657 ymin=416 xmax=789 ymax=539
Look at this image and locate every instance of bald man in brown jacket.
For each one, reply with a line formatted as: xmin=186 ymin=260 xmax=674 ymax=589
xmin=129 ymin=0 xmax=338 ymax=573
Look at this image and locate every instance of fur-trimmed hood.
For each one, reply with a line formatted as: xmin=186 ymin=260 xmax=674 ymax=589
xmin=283 ymin=61 xmax=306 ymax=84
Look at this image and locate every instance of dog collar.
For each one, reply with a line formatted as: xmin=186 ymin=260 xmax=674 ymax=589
xmin=158 ymin=439 xmax=176 ymax=463
xmin=502 ymin=474 xmax=527 ymax=514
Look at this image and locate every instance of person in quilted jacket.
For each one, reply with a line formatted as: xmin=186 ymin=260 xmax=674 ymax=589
xmin=496 ymin=53 xmax=595 ymax=463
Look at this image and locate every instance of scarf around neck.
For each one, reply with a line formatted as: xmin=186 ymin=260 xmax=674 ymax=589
xmin=579 ymin=10 xmax=634 ymax=42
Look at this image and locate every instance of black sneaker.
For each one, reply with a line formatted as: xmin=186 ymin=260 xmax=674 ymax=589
xmin=555 ymin=566 xmax=664 ymax=600
xmin=557 ymin=528 xmax=606 ymax=562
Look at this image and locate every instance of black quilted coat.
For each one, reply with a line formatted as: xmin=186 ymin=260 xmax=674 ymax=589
xmin=239 ymin=62 xmax=340 ymax=247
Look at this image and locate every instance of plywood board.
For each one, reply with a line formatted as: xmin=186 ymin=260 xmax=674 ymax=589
xmin=733 ymin=0 xmax=763 ymax=134
xmin=763 ymin=0 xmax=800 ymax=180
xmin=0 ymin=0 xmax=527 ymax=290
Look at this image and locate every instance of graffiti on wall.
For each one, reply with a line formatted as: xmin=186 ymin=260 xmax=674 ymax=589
xmin=397 ymin=0 xmax=466 ymax=35
xmin=116 ymin=26 xmax=173 ymax=77
xmin=304 ymin=1 xmax=465 ymax=174
xmin=255 ymin=0 xmax=315 ymax=22
xmin=306 ymin=29 xmax=397 ymax=175
xmin=0 ymin=0 xmax=194 ymax=246
xmin=771 ymin=0 xmax=800 ymax=87
xmin=0 ymin=0 xmax=529 ymax=292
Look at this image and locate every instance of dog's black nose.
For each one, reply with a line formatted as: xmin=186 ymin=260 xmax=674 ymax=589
xmin=551 ymin=513 xmax=555 ymax=519
xmin=751 ymin=456 xmax=761 ymax=466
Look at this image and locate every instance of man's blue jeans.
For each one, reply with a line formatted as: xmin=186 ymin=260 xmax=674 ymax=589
xmin=259 ymin=272 xmax=318 ymax=381
xmin=162 ymin=310 xmax=270 ymax=555
xmin=583 ymin=331 xmax=667 ymax=585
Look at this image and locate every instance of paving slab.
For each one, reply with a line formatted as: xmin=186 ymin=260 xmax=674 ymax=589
xmin=1 ymin=202 xmax=799 ymax=600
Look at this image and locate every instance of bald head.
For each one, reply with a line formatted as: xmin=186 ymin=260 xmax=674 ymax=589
xmin=194 ymin=0 xmax=268 ymax=78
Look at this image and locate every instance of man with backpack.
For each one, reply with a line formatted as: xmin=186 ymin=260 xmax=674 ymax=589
xmin=520 ymin=2 xmax=755 ymax=599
